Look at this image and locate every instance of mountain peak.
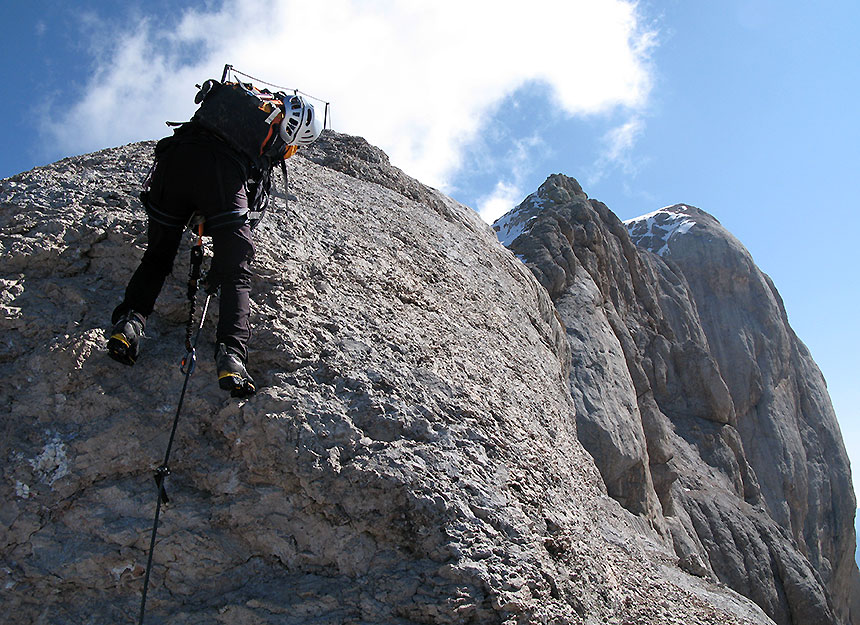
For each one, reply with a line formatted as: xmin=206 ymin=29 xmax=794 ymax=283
xmin=492 ymin=174 xmax=587 ymax=246
xmin=623 ymin=203 xmax=715 ymax=257
xmin=493 ymin=178 xmax=859 ymax=625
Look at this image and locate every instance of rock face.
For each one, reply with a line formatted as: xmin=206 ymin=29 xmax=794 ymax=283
xmin=0 ymin=135 xmax=783 ymax=624
xmin=495 ymin=177 xmax=860 ymax=625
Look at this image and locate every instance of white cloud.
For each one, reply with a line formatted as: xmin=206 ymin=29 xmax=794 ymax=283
xmin=586 ymin=115 xmax=646 ymax=186
xmin=474 ymin=134 xmax=546 ymax=222
xmin=605 ymin=117 xmax=646 ymax=163
xmin=478 ymin=180 xmax=524 ymax=223
xmin=44 ymin=0 xmax=655 ymax=194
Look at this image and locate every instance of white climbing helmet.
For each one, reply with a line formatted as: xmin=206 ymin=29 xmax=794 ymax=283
xmin=279 ymin=94 xmax=323 ymax=146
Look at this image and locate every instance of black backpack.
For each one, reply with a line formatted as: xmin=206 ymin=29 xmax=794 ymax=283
xmin=192 ymin=79 xmax=291 ymax=172
xmin=143 ymin=79 xmax=293 ymax=230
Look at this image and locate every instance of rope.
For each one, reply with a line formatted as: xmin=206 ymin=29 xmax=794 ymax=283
xmin=138 ymin=237 xmax=212 ymax=625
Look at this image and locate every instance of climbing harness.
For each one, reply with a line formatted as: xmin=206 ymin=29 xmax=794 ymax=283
xmin=138 ymin=227 xmax=211 ymax=625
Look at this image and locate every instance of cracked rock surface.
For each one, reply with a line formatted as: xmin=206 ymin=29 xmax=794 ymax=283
xmin=3 ymin=133 xmax=776 ymax=624
xmin=499 ymin=175 xmax=859 ymax=625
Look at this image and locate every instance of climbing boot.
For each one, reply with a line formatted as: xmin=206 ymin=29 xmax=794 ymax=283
xmin=107 ymin=310 xmax=145 ymax=366
xmin=216 ymin=343 xmax=256 ymax=398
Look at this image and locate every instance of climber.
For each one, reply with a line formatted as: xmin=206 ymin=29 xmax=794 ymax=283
xmin=107 ymin=83 xmax=323 ymax=397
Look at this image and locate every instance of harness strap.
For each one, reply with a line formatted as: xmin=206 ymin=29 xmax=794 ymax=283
xmin=184 ymin=225 xmax=205 ymax=353
xmin=281 ymin=159 xmax=290 ymax=213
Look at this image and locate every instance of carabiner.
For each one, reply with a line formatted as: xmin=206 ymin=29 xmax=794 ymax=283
xmin=180 ymin=348 xmax=197 ymax=375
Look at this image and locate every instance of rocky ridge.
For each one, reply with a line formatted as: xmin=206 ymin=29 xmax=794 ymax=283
xmin=0 ymin=134 xmax=784 ymax=624
xmin=494 ymin=175 xmax=860 ymax=625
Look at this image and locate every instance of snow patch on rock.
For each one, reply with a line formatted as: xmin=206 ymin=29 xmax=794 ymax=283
xmin=624 ymin=205 xmax=697 ymax=256
xmin=493 ymin=193 xmax=547 ymax=247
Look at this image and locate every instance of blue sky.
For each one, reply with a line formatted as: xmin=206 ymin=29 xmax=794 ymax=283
xmin=1 ymin=1 xmax=858 ymax=502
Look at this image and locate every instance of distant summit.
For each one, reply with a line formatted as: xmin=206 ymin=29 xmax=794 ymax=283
xmin=496 ymin=173 xmax=860 ymax=625
xmin=492 ymin=173 xmax=587 ymax=246
xmin=624 ymin=204 xmax=702 ymax=256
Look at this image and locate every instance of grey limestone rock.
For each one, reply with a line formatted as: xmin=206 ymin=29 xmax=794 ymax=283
xmin=1 ymin=134 xmax=774 ymax=624
xmin=498 ymin=181 xmax=859 ymax=625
